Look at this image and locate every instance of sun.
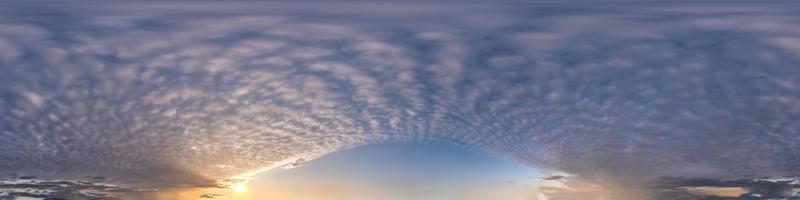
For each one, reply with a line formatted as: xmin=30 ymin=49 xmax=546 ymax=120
xmin=233 ymin=184 xmax=248 ymax=193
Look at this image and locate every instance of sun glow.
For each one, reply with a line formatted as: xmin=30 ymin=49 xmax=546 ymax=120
xmin=234 ymin=184 xmax=248 ymax=193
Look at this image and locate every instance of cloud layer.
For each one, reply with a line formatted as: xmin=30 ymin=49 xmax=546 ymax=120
xmin=0 ymin=1 xmax=799 ymax=194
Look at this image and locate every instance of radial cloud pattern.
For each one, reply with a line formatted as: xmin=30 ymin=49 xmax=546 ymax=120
xmin=0 ymin=1 xmax=799 ymax=195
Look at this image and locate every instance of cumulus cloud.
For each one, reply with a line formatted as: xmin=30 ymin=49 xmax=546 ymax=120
xmin=0 ymin=1 xmax=799 ymax=198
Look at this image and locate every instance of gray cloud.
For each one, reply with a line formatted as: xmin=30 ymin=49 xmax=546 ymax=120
xmin=0 ymin=1 xmax=799 ymax=197
xmin=650 ymin=177 xmax=800 ymax=199
xmin=0 ymin=177 xmax=138 ymax=199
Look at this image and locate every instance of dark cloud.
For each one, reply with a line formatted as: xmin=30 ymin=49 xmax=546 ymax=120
xmin=199 ymin=193 xmax=222 ymax=199
xmin=648 ymin=177 xmax=800 ymax=199
xmin=543 ymin=175 xmax=566 ymax=181
xmin=0 ymin=178 xmax=137 ymax=199
xmin=0 ymin=1 xmax=799 ymax=199
xmin=290 ymin=158 xmax=305 ymax=167
xmin=541 ymin=176 xmax=800 ymax=200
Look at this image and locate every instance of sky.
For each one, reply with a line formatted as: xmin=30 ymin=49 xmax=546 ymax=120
xmin=237 ymin=143 xmax=544 ymax=200
xmin=0 ymin=1 xmax=799 ymax=199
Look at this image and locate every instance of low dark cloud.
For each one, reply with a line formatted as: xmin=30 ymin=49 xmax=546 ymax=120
xmin=0 ymin=177 xmax=137 ymax=199
xmin=543 ymin=175 xmax=566 ymax=181
xmin=648 ymin=177 xmax=800 ymax=199
xmin=540 ymin=176 xmax=800 ymax=200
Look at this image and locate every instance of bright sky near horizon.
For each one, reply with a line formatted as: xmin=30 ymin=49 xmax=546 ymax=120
xmin=239 ymin=143 xmax=545 ymax=200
